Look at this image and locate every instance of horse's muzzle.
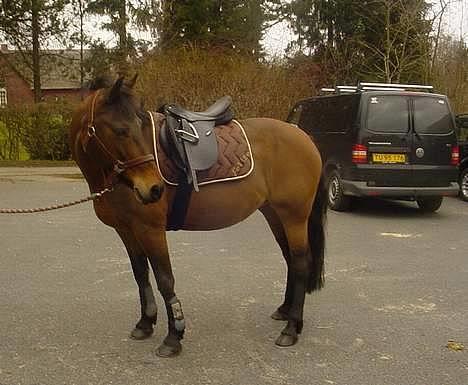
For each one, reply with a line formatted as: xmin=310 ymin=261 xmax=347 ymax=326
xmin=134 ymin=183 xmax=165 ymax=204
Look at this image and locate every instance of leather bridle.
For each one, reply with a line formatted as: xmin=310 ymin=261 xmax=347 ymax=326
xmin=81 ymin=90 xmax=155 ymax=185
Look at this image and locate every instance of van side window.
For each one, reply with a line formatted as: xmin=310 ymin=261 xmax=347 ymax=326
xmin=288 ymin=104 xmax=303 ymax=125
xmin=413 ymin=97 xmax=454 ymax=134
xmin=299 ymin=95 xmax=358 ymax=134
xmin=366 ymin=95 xmax=408 ymax=133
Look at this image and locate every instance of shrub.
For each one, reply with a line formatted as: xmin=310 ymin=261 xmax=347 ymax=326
xmin=0 ymin=110 xmax=23 ymax=160
xmin=137 ymin=46 xmax=319 ymax=120
xmin=0 ymin=101 xmax=73 ymax=161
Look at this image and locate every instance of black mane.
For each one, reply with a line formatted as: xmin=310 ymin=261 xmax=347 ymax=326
xmin=88 ymin=75 xmax=114 ymax=91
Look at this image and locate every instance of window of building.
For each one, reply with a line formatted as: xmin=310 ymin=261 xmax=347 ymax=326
xmin=0 ymin=88 xmax=7 ymax=107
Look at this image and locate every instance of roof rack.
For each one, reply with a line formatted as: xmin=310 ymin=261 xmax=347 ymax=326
xmin=320 ymin=82 xmax=434 ymax=95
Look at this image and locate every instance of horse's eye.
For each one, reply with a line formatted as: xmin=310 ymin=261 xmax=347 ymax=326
xmin=114 ymin=127 xmax=129 ymax=137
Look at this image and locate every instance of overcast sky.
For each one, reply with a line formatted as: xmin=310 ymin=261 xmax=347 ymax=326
xmin=444 ymin=0 xmax=467 ymax=40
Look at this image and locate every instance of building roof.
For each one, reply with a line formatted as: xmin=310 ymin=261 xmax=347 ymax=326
xmin=1 ymin=46 xmax=87 ymax=90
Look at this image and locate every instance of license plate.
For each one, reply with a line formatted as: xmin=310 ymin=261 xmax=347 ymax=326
xmin=372 ymin=153 xmax=406 ymax=164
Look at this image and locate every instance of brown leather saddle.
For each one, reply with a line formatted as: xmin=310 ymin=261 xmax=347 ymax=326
xmin=159 ymin=96 xmax=233 ymax=191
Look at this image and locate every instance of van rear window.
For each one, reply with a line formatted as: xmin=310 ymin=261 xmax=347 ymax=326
xmin=366 ymin=95 xmax=409 ymax=133
xmin=413 ymin=97 xmax=454 ymax=134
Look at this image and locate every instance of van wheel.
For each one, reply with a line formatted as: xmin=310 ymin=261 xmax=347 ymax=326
xmin=460 ymin=168 xmax=468 ymax=202
xmin=416 ymin=197 xmax=443 ymax=212
xmin=327 ymin=170 xmax=351 ymax=211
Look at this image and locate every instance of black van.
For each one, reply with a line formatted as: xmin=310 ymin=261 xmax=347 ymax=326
xmin=287 ymin=82 xmax=460 ymax=212
xmin=455 ymin=113 xmax=468 ymax=201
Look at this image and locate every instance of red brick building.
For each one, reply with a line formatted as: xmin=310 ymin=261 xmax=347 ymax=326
xmin=0 ymin=44 xmax=85 ymax=106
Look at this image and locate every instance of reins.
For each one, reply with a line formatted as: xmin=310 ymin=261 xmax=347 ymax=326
xmin=0 ymin=187 xmax=112 ymax=214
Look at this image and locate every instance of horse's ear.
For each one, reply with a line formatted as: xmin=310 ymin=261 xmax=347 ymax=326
xmin=128 ymin=73 xmax=138 ymax=88
xmin=108 ymin=76 xmax=125 ymax=104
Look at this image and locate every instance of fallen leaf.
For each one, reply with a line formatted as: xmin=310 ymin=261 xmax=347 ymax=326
xmin=447 ymin=340 xmax=464 ymax=351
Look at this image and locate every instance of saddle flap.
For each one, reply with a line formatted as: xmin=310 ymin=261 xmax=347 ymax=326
xmin=184 ymin=121 xmax=218 ymax=170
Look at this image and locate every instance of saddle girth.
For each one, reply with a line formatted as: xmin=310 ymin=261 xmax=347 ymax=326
xmin=156 ymin=96 xmax=233 ymax=230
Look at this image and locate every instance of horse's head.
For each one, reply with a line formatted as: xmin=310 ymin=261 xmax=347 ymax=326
xmin=80 ymin=75 xmax=165 ymax=204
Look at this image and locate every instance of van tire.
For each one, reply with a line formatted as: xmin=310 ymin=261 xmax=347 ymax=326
xmin=327 ymin=170 xmax=351 ymax=211
xmin=416 ymin=196 xmax=443 ymax=212
xmin=459 ymin=168 xmax=468 ymax=202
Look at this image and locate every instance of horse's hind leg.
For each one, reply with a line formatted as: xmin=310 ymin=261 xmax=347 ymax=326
xmin=269 ymin=209 xmax=311 ymax=347
xmin=117 ymin=229 xmax=158 ymax=340
xmin=260 ymin=206 xmax=292 ymax=321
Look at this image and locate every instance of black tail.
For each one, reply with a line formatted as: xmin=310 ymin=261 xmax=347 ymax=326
xmin=306 ymin=175 xmax=328 ymax=293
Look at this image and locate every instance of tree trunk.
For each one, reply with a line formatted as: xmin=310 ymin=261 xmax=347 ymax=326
xmin=384 ymin=2 xmax=391 ymax=82
xmin=117 ymin=0 xmax=129 ymax=75
xmin=31 ymin=0 xmax=41 ymax=103
xmin=160 ymin=0 xmax=175 ymax=49
xmin=79 ymin=0 xmax=85 ymax=94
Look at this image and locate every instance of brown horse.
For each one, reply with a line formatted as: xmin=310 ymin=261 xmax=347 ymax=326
xmin=70 ymin=76 xmax=327 ymax=357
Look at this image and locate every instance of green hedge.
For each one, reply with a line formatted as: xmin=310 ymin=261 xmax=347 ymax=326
xmin=0 ymin=101 xmax=74 ymax=161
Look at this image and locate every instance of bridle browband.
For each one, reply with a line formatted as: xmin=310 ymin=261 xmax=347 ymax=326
xmin=81 ymin=90 xmax=155 ymax=185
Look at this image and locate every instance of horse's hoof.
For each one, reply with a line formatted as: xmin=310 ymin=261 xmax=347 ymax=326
xmin=271 ymin=309 xmax=288 ymax=321
xmin=155 ymin=341 xmax=182 ymax=358
xmin=130 ymin=327 xmax=153 ymax=340
xmin=275 ymin=333 xmax=298 ymax=347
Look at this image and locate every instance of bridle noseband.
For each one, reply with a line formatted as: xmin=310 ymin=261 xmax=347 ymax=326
xmin=81 ymin=90 xmax=155 ymax=185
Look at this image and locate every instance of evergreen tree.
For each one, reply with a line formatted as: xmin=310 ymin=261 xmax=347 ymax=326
xmin=86 ymin=0 xmax=131 ymax=74
xmin=159 ymin=0 xmax=267 ymax=56
xmin=86 ymin=0 xmax=159 ymax=75
xmin=285 ymin=0 xmax=433 ymax=84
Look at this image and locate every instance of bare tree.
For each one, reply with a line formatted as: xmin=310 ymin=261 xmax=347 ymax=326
xmin=356 ymin=0 xmax=431 ymax=83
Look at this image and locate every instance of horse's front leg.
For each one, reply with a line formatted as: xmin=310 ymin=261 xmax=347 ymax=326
xmin=137 ymin=228 xmax=185 ymax=358
xmin=117 ymin=229 xmax=158 ymax=340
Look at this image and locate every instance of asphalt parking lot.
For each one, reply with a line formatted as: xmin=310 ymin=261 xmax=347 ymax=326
xmin=0 ymin=167 xmax=467 ymax=385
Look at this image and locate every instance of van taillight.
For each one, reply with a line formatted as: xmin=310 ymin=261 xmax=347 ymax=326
xmin=451 ymin=145 xmax=460 ymax=166
xmin=352 ymin=144 xmax=368 ymax=164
